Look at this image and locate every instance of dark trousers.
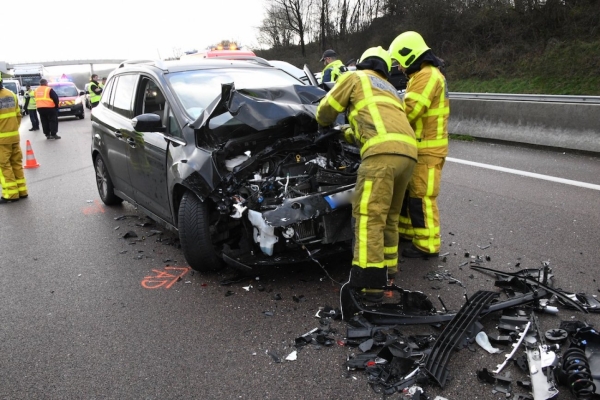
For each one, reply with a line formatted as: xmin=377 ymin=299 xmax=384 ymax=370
xmin=37 ymin=108 xmax=59 ymax=136
xmin=28 ymin=109 xmax=39 ymax=129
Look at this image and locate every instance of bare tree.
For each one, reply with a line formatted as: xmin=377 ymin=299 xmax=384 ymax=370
xmin=264 ymin=0 xmax=313 ymax=56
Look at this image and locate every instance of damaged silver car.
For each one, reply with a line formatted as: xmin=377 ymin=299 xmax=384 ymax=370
xmin=91 ymin=58 xmax=358 ymax=271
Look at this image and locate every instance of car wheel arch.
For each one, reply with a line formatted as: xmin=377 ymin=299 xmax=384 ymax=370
xmin=172 ymin=183 xmax=207 ymax=227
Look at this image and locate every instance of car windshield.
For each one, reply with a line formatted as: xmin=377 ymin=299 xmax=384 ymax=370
xmin=51 ymin=85 xmax=78 ymax=97
xmin=3 ymin=82 xmax=18 ymax=94
xmin=168 ymin=67 xmax=303 ymax=119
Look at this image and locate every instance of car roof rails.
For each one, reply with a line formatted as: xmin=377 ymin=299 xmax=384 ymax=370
xmin=208 ymin=55 xmax=271 ymax=67
xmin=118 ymin=59 xmax=167 ymax=70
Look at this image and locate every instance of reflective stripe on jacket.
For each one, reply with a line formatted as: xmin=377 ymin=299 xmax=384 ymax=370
xmin=0 ymin=89 xmax=21 ymax=144
xmin=34 ymin=86 xmax=55 ymax=108
xmin=316 ymin=70 xmax=418 ymax=161
xmin=404 ymin=64 xmax=449 ymax=157
xmin=321 ymin=60 xmax=347 ymax=83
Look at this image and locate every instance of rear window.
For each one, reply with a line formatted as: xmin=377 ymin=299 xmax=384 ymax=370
xmin=167 ymin=67 xmax=302 ymax=119
xmin=51 ymin=84 xmax=79 ymax=97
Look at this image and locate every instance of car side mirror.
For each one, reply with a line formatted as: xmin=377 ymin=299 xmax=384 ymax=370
xmin=131 ymin=113 xmax=165 ymax=133
xmin=79 ymin=90 xmax=85 ymax=96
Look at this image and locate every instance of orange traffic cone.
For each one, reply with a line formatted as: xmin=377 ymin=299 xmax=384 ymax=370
xmin=23 ymin=140 xmax=40 ymax=169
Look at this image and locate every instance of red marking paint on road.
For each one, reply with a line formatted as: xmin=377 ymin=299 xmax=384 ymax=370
xmin=82 ymin=199 xmax=105 ymax=215
xmin=141 ymin=266 xmax=191 ymax=289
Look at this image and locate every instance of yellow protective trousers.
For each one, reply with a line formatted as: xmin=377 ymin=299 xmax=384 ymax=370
xmin=349 ymin=154 xmax=415 ymax=288
xmin=0 ymin=143 xmax=27 ymax=200
xmin=399 ymin=155 xmax=445 ymax=254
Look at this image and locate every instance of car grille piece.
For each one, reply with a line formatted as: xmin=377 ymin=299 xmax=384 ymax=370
xmin=295 ymin=220 xmax=316 ymax=241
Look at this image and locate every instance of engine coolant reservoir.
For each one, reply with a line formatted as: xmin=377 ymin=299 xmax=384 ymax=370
xmin=247 ymin=210 xmax=278 ymax=256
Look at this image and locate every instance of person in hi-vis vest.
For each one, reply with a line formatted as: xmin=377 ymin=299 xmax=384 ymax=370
xmin=34 ymin=79 xmax=61 ymax=140
xmin=23 ymin=84 xmax=40 ymax=131
xmin=316 ymin=47 xmax=418 ymax=303
xmin=389 ymin=31 xmax=449 ymax=259
xmin=88 ymin=74 xmax=103 ymax=109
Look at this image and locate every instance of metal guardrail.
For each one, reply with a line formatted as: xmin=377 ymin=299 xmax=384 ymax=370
xmin=449 ymin=92 xmax=600 ymax=104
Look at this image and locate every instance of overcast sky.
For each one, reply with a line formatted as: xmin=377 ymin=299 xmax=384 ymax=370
xmin=3 ymin=0 xmax=266 ymax=64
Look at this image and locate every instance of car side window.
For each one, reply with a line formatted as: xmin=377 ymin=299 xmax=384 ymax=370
xmin=112 ymin=74 xmax=138 ymax=118
xmin=101 ymin=78 xmax=115 ymax=108
xmin=135 ymin=78 xmax=166 ymax=121
xmin=167 ymin=108 xmax=183 ymax=138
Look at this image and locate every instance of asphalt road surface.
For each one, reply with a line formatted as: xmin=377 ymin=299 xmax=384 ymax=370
xmin=2 ymin=116 xmax=599 ymax=400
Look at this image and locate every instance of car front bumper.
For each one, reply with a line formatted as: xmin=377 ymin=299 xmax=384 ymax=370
xmin=57 ymin=103 xmax=84 ymax=117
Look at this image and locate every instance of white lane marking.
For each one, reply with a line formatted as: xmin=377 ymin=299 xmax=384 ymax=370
xmin=446 ymin=157 xmax=600 ymax=191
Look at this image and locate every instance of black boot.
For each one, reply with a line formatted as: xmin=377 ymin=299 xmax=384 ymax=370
xmin=402 ymin=244 xmax=438 ymax=259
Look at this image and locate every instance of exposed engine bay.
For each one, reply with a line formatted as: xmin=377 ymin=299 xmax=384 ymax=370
xmin=189 ymin=83 xmax=361 ymax=267
xmin=216 ymin=135 xmax=360 ymax=264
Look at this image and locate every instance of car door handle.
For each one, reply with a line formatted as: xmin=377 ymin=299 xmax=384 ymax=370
xmin=114 ymin=129 xmax=123 ymax=138
xmin=126 ymin=138 xmax=136 ymax=148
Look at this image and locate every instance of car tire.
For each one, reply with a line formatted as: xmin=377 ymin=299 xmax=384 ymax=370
xmin=178 ymin=191 xmax=224 ymax=272
xmin=78 ymin=112 xmax=85 ymax=119
xmin=94 ymin=155 xmax=123 ymax=205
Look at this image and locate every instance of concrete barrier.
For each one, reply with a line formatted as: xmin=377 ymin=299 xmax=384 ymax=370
xmin=448 ymin=98 xmax=600 ymax=153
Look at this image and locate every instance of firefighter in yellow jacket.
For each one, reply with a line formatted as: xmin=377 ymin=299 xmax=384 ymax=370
xmin=389 ymin=31 xmax=449 ymax=258
xmin=0 ymin=73 xmax=28 ymax=203
xmin=316 ymin=47 xmax=417 ymax=301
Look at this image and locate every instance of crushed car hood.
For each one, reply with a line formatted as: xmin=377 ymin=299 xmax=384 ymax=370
xmin=191 ymin=84 xmax=325 ymax=134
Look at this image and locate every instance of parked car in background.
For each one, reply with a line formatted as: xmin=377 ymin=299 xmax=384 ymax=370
xmin=91 ymin=58 xmax=355 ymax=273
xmin=49 ymin=82 xmax=85 ymax=119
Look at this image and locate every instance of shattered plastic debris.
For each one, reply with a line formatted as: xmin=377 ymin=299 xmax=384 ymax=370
xmin=114 ymin=215 xmax=137 ymax=221
xmin=273 ymin=293 xmax=282 ymax=301
xmin=122 ymin=231 xmax=138 ymax=239
xmin=243 ymin=285 xmax=252 ymax=291
xmin=293 ymin=295 xmax=306 ymax=303
xmin=359 ymin=339 xmax=374 ymax=352
xmin=268 ymin=351 xmax=281 ymax=363
xmin=315 ymin=306 xmax=341 ymax=320
xmin=263 ymin=311 xmax=274 ymax=316
xmin=220 ymin=274 xmax=252 ymax=286
xmin=136 ymin=222 xmax=154 ymax=227
xmin=475 ymin=331 xmax=502 ymax=354
xmin=225 ymin=290 xmax=234 ymax=297
xmin=285 ymin=350 xmax=297 ymax=361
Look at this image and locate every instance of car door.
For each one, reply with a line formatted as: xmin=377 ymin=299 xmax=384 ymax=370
xmin=126 ymin=76 xmax=172 ymax=222
xmin=93 ymin=74 xmax=139 ymax=201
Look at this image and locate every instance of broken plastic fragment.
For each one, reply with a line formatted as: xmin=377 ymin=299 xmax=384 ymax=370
xmin=359 ymin=338 xmax=374 ymax=352
xmin=243 ymin=285 xmax=252 ymax=291
xmin=476 ymin=331 xmax=502 ymax=354
xmin=225 ymin=290 xmax=234 ymax=297
xmin=122 ymin=231 xmax=138 ymax=239
xmin=263 ymin=311 xmax=274 ymax=316
xmin=285 ymin=350 xmax=297 ymax=361
xmin=273 ymin=293 xmax=282 ymax=300
xmin=268 ymin=351 xmax=281 ymax=363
